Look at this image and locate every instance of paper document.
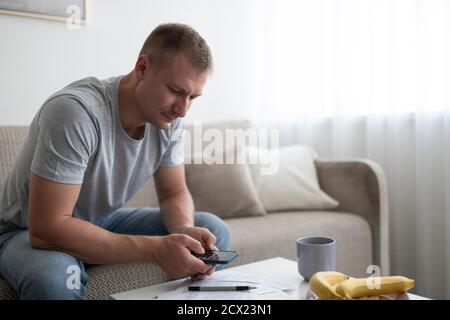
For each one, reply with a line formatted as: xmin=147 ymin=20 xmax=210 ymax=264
xmin=153 ymin=269 xmax=295 ymax=300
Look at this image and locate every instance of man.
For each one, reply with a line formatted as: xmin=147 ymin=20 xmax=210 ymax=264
xmin=0 ymin=23 xmax=230 ymax=299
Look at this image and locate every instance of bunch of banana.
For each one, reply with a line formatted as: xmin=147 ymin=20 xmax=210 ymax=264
xmin=309 ymin=271 xmax=415 ymax=300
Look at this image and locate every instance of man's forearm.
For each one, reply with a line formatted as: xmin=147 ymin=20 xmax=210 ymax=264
xmin=30 ymin=216 xmax=161 ymax=265
xmin=159 ymin=188 xmax=195 ymax=234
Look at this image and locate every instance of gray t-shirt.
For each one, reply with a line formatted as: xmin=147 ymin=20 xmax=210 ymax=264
xmin=0 ymin=76 xmax=185 ymax=233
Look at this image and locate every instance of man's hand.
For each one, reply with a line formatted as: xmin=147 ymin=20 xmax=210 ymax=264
xmin=155 ymin=234 xmax=212 ymax=279
xmin=179 ymin=226 xmax=218 ymax=281
xmin=179 ymin=226 xmax=217 ymax=251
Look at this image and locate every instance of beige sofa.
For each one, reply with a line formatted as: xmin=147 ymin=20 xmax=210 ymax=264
xmin=0 ymin=121 xmax=389 ymax=299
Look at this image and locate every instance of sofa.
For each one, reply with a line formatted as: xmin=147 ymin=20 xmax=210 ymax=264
xmin=0 ymin=121 xmax=389 ymax=299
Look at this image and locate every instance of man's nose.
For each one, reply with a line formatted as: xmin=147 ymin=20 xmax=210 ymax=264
xmin=173 ymin=96 xmax=190 ymax=118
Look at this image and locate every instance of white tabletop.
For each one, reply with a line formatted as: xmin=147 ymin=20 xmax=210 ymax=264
xmin=110 ymin=257 xmax=427 ymax=300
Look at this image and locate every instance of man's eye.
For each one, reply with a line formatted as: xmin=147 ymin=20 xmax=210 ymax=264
xmin=169 ymin=87 xmax=182 ymax=95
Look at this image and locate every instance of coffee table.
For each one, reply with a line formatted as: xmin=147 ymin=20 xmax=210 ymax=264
xmin=110 ymin=257 xmax=428 ymax=300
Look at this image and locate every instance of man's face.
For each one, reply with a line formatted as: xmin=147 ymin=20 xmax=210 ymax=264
xmin=134 ymin=52 xmax=208 ymax=129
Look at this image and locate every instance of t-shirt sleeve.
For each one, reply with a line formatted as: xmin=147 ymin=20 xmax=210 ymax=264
xmin=31 ymin=95 xmax=98 ymax=184
xmin=160 ymin=118 xmax=186 ymax=167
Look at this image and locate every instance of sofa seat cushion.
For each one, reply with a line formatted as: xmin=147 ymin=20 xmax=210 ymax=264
xmin=85 ymin=262 xmax=170 ymax=299
xmin=0 ymin=278 xmax=16 ymax=300
xmin=225 ymin=211 xmax=372 ymax=277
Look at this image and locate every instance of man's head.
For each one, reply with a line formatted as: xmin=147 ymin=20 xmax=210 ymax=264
xmin=132 ymin=23 xmax=212 ymax=129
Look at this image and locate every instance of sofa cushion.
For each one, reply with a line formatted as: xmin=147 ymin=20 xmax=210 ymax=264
xmin=246 ymin=145 xmax=339 ymax=212
xmin=185 ymin=149 xmax=266 ymax=219
xmin=225 ymin=211 xmax=372 ymax=278
xmin=86 ymin=262 xmax=170 ymax=299
xmin=0 ymin=278 xmax=16 ymax=300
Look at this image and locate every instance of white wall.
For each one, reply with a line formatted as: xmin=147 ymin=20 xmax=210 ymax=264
xmin=0 ymin=0 xmax=261 ymax=125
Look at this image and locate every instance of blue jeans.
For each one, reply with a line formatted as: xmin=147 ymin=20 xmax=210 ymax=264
xmin=0 ymin=208 xmax=230 ymax=300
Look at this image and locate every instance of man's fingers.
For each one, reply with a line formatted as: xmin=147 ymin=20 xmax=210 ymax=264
xmin=206 ymin=233 xmax=217 ymax=251
xmin=192 ymin=259 xmax=211 ymax=274
xmin=185 ymin=236 xmax=205 ymax=255
xmin=191 ymin=272 xmax=207 ymax=281
xmin=197 ymin=274 xmax=206 ymax=280
xmin=206 ymin=266 xmax=215 ymax=276
xmin=188 ymin=251 xmax=211 ymax=274
xmin=191 ymin=266 xmax=215 ymax=281
xmin=180 ymin=235 xmax=210 ymax=273
xmin=197 ymin=228 xmax=216 ymax=251
xmin=182 ymin=234 xmax=217 ymax=275
xmin=191 ymin=274 xmax=200 ymax=282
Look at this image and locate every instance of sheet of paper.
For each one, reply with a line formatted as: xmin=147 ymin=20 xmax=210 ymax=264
xmin=153 ymin=269 xmax=295 ymax=300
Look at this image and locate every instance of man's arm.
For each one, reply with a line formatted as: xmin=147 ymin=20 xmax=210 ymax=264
xmin=28 ymin=173 xmax=210 ymax=280
xmin=28 ymin=173 xmax=161 ymax=264
xmin=153 ymin=165 xmax=217 ymax=280
xmin=154 ymin=165 xmax=217 ymax=250
xmin=153 ymin=165 xmax=195 ymax=234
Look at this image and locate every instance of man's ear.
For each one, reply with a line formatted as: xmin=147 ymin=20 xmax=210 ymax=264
xmin=135 ymin=55 xmax=149 ymax=81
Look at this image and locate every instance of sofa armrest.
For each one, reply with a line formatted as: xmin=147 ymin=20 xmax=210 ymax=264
xmin=315 ymin=158 xmax=389 ymax=276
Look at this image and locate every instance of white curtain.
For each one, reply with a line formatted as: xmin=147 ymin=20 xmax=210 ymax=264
xmin=250 ymin=0 xmax=450 ymax=299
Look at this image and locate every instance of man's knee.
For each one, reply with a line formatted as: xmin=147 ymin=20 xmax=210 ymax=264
xmin=18 ymin=253 xmax=87 ymax=300
xmin=0 ymin=230 xmax=88 ymax=299
xmin=195 ymin=212 xmax=231 ymax=251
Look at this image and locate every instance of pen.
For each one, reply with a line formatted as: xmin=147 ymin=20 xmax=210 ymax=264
xmin=188 ymin=286 xmax=257 ymax=291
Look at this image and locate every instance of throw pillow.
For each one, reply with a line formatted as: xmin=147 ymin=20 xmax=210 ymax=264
xmin=246 ymin=145 xmax=339 ymax=212
xmin=185 ymin=147 xmax=266 ymax=219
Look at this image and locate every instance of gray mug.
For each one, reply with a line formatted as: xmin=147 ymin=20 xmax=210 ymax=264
xmin=296 ymin=236 xmax=336 ymax=281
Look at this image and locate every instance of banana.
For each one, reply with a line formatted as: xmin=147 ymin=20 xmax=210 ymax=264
xmin=336 ymin=276 xmax=415 ymax=300
xmin=309 ymin=271 xmax=415 ymax=300
xmin=309 ymin=271 xmax=349 ymax=300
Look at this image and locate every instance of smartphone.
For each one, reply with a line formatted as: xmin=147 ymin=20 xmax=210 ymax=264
xmin=192 ymin=250 xmax=240 ymax=265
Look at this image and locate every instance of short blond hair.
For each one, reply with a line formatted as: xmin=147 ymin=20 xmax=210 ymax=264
xmin=139 ymin=23 xmax=213 ymax=73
